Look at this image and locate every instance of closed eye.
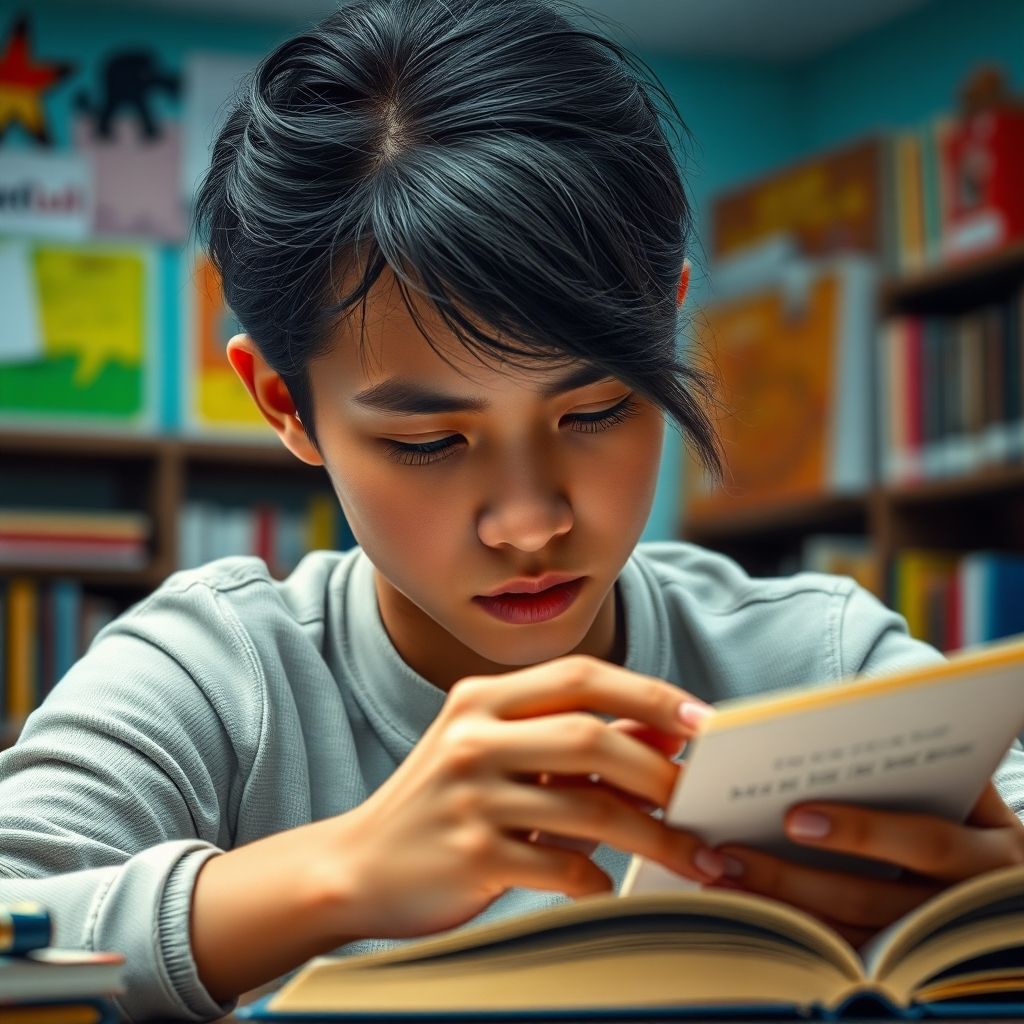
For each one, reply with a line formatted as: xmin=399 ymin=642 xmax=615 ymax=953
xmin=380 ymin=393 xmax=641 ymax=466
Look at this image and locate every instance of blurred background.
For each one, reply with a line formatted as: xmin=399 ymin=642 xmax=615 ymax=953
xmin=1 ymin=0 xmax=1023 ymax=742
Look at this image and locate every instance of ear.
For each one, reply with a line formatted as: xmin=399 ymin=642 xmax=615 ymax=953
xmin=226 ymin=334 xmax=323 ymax=467
xmin=676 ymin=258 xmax=691 ymax=308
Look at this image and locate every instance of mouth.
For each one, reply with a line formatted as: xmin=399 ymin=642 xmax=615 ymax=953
xmin=473 ymin=577 xmax=586 ymax=625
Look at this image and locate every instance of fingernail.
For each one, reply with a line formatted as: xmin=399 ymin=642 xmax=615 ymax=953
xmin=678 ymin=701 xmax=714 ymax=728
xmin=722 ymin=855 xmax=744 ymax=878
xmin=788 ymin=810 xmax=831 ymax=839
xmin=693 ymin=846 xmax=725 ymax=879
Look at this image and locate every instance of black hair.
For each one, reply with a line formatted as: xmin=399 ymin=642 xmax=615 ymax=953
xmin=192 ymin=0 xmax=722 ymax=478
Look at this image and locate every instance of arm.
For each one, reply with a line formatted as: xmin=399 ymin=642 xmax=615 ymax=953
xmin=0 ymin=630 xmax=238 ymax=1022
xmin=191 ymin=655 xmax=724 ymax=1003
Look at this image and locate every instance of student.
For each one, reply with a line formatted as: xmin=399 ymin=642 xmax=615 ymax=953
xmin=1 ymin=0 xmax=1022 ymax=1020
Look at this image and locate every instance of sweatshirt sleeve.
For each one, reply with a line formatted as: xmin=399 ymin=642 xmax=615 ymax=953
xmin=0 ymin=585 xmax=251 ymax=1022
xmin=838 ymin=581 xmax=1024 ymax=822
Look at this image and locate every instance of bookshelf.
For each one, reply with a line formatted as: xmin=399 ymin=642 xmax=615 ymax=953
xmin=0 ymin=432 xmax=341 ymax=748
xmin=681 ymin=241 xmax=1024 ymax=604
xmin=0 ymin=430 xmax=331 ymax=588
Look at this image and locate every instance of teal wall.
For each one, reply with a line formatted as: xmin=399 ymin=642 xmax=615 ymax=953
xmin=795 ymin=0 xmax=1024 ymax=155
xmin=4 ymin=0 xmax=1022 ymax=541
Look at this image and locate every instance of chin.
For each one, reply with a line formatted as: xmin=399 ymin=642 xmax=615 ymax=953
xmin=458 ymin=620 xmax=595 ymax=669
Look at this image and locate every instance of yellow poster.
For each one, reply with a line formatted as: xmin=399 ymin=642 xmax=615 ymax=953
xmin=0 ymin=242 xmax=156 ymax=428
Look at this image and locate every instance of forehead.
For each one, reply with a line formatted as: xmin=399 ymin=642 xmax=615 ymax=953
xmin=331 ymin=266 xmax=566 ymax=396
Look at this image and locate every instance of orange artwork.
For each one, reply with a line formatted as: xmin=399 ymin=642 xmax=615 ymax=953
xmin=686 ymin=275 xmax=840 ymax=520
xmin=712 ymin=138 xmax=885 ymax=259
xmin=187 ymin=251 xmax=265 ymax=432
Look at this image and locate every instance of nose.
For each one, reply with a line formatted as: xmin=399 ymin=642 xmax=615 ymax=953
xmin=476 ymin=450 xmax=573 ymax=552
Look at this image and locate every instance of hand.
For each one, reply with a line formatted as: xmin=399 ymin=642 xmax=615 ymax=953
xmin=315 ymin=655 xmax=719 ymax=942
xmin=705 ymin=782 xmax=1024 ymax=948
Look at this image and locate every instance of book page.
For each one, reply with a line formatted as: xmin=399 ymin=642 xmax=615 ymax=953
xmin=624 ymin=640 xmax=1024 ymax=893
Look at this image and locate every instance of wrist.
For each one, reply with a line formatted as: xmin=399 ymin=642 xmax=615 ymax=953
xmin=190 ymin=818 xmax=365 ymax=1002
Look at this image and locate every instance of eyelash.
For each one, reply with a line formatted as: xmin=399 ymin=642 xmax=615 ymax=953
xmin=381 ymin=393 xmax=642 ymax=466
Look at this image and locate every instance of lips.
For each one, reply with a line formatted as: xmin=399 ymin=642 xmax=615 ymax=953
xmin=481 ymin=573 xmax=582 ymax=597
xmin=473 ymin=577 xmax=586 ymax=625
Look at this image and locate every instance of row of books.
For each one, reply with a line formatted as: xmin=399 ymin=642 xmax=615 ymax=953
xmin=796 ymin=537 xmax=1024 ymax=655
xmin=892 ymin=105 xmax=1024 ymax=275
xmin=0 ymin=578 xmax=119 ymax=731
xmin=879 ymin=288 xmax=1024 ymax=484
xmin=892 ymin=549 xmax=1024 ymax=655
xmin=0 ymin=901 xmax=123 ymax=1021
xmin=178 ymin=493 xmax=356 ymax=575
xmin=0 ymin=509 xmax=150 ymax=571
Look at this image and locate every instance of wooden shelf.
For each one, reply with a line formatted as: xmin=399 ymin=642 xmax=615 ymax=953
xmin=683 ymin=494 xmax=867 ymax=545
xmin=0 ymin=564 xmax=166 ymax=589
xmin=181 ymin=437 xmax=308 ymax=467
xmin=881 ymin=238 xmax=1024 ymax=314
xmin=884 ymin=462 xmax=1024 ymax=504
xmin=0 ymin=429 xmax=164 ymax=459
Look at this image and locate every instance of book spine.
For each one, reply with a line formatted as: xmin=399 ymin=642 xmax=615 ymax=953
xmin=905 ymin=316 xmax=924 ymax=482
xmin=307 ymin=493 xmax=337 ymax=552
xmin=6 ymin=578 xmax=38 ymax=723
xmin=0 ymin=901 xmax=52 ymax=954
xmin=51 ymin=579 xmax=82 ymax=692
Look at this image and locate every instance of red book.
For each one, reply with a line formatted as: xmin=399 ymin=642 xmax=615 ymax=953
xmin=941 ymin=108 xmax=1024 ymax=260
xmin=253 ymin=504 xmax=277 ymax=569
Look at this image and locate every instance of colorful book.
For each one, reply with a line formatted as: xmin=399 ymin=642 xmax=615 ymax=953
xmin=6 ymin=579 xmax=38 ymax=722
xmin=0 ymin=949 xmax=124 ymax=1004
xmin=0 ymin=904 xmax=50 ymax=956
xmin=0 ymin=1000 xmax=119 ymax=1023
xmin=686 ymin=254 xmax=876 ymax=519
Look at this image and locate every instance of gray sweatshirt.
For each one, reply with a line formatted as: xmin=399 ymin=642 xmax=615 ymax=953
xmin=0 ymin=542 xmax=1020 ymax=1022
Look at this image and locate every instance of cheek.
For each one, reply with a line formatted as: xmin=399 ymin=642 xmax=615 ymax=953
xmin=580 ymin=414 xmax=663 ymax=524
xmin=329 ymin=452 xmax=462 ymax=559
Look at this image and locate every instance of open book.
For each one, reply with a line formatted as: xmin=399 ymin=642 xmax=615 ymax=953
xmin=239 ymin=865 xmax=1024 ymax=1020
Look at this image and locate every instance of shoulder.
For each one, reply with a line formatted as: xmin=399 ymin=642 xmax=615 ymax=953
xmin=61 ymin=550 xmax=358 ymax=724
xmin=111 ymin=549 xmax=354 ymax=650
xmin=628 ymin=541 xmax=942 ymax=694
xmin=631 ymin=540 xmax=851 ymax=613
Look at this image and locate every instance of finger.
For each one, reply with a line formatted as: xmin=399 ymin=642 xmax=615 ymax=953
xmin=608 ymin=718 xmax=687 ymax=759
xmin=494 ymin=781 xmax=722 ymax=884
xmin=533 ymin=770 xmax=662 ymax=815
xmin=712 ymin=846 xmax=941 ymax=929
xmin=783 ymin=801 xmax=1023 ymax=882
xmin=966 ymin=782 xmax=1020 ymax=828
xmin=451 ymin=655 xmax=710 ymax=739
xmin=708 ymin=878 xmax=878 ymax=949
xmin=487 ymin=714 xmax=681 ymax=808
xmin=494 ymin=834 xmax=613 ymax=899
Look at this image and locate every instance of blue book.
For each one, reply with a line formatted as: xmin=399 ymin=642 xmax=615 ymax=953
xmin=981 ymin=553 xmax=1024 ymax=643
xmin=50 ymin=579 xmax=83 ymax=691
xmin=0 ymin=902 xmax=51 ymax=956
xmin=235 ymin=865 xmax=1024 ymax=1021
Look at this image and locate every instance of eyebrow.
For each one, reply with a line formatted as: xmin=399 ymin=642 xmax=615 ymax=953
xmin=350 ymin=364 xmax=615 ymax=416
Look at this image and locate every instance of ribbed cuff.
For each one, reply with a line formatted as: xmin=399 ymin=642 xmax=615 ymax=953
xmin=87 ymin=840 xmax=236 ymax=1023
xmin=159 ymin=845 xmax=238 ymax=1021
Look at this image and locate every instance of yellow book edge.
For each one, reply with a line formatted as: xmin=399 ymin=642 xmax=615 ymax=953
xmin=268 ymin=864 xmax=1024 ymax=1015
xmin=701 ymin=631 xmax=1024 ymax=732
